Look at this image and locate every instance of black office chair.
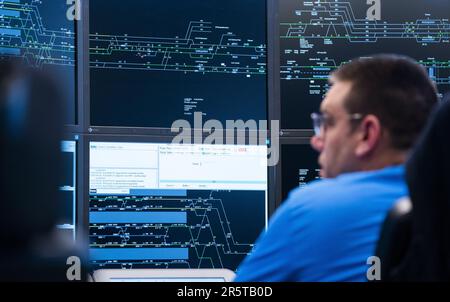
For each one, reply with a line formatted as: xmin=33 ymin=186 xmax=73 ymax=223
xmin=375 ymin=197 xmax=413 ymax=281
xmin=377 ymin=95 xmax=450 ymax=282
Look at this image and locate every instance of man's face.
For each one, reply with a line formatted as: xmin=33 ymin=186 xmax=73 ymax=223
xmin=311 ymin=81 xmax=361 ymax=178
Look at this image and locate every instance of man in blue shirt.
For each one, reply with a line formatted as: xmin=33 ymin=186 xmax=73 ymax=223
xmin=235 ymin=55 xmax=438 ymax=282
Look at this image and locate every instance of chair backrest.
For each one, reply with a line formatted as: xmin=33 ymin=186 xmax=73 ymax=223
xmin=375 ymin=197 xmax=413 ymax=281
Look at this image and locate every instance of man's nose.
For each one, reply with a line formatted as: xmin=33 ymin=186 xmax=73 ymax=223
xmin=310 ymin=135 xmax=324 ymax=152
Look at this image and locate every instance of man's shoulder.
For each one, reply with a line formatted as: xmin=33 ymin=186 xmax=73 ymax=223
xmin=286 ymin=177 xmax=353 ymax=207
xmin=284 ymin=167 xmax=407 ymax=212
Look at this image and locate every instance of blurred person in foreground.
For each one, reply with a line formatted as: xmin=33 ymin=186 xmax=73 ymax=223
xmin=0 ymin=61 xmax=86 ymax=281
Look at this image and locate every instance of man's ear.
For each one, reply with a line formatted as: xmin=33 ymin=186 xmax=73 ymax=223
xmin=355 ymin=114 xmax=381 ymax=158
xmin=310 ymin=135 xmax=324 ymax=152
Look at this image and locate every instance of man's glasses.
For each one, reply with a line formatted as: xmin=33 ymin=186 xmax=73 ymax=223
xmin=311 ymin=112 xmax=364 ymax=137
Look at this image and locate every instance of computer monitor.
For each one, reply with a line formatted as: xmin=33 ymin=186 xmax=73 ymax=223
xmin=89 ymin=0 xmax=268 ymax=128
xmin=280 ymin=143 xmax=321 ymax=202
xmin=0 ymin=0 xmax=77 ymax=124
xmin=280 ymin=0 xmax=450 ymax=129
xmin=58 ymin=140 xmax=77 ymax=241
xmin=88 ymin=140 xmax=268 ymax=271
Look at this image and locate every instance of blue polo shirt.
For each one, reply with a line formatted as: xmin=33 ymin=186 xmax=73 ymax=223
xmin=235 ymin=165 xmax=407 ymax=282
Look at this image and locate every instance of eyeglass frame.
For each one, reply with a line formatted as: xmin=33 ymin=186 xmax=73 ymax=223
xmin=311 ymin=112 xmax=364 ymax=137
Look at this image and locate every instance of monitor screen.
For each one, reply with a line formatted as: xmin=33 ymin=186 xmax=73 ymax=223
xmin=89 ymin=0 xmax=268 ymax=128
xmin=281 ymin=144 xmax=321 ymax=202
xmin=58 ymin=140 xmax=77 ymax=241
xmin=0 ymin=0 xmax=77 ymax=124
xmin=280 ymin=0 xmax=450 ymax=129
xmin=89 ymin=141 xmax=268 ymax=271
